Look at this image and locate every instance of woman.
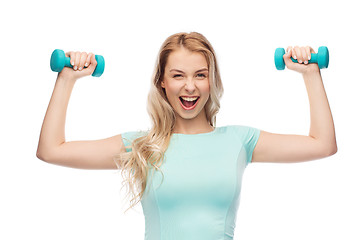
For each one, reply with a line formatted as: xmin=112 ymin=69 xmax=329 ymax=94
xmin=36 ymin=32 xmax=337 ymax=240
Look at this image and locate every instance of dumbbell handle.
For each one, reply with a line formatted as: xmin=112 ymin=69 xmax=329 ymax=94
xmin=63 ymin=54 xmax=102 ymax=69
xmin=290 ymin=53 xmax=318 ymax=64
xmin=63 ymin=54 xmax=105 ymax=77
xmin=63 ymin=56 xmax=73 ymax=68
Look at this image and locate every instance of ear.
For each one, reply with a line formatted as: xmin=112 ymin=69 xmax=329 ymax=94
xmin=161 ymin=81 xmax=165 ymax=88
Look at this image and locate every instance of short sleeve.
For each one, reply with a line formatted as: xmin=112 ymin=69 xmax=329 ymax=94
xmin=232 ymin=125 xmax=261 ymax=165
xmin=121 ymin=130 xmax=148 ymax=152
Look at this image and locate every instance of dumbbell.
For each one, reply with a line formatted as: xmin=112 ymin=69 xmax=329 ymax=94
xmin=50 ymin=49 xmax=105 ymax=77
xmin=274 ymin=46 xmax=329 ymax=70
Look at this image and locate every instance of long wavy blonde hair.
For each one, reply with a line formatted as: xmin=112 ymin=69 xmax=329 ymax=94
xmin=113 ymin=32 xmax=224 ymax=213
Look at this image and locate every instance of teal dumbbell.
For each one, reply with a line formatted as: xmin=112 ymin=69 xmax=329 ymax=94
xmin=274 ymin=46 xmax=329 ymax=70
xmin=50 ymin=49 xmax=105 ymax=77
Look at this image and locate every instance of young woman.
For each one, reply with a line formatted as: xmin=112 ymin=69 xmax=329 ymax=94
xmin=36 ymin=32 xmax=337 ymax=240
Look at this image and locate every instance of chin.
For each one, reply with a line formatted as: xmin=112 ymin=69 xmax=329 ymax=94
xmin=178 ymin=107 xmax=206 ymax=120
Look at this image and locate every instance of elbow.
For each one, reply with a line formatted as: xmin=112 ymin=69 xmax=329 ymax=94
xmin=36 ymin=146 xmax=45 ymax=161
xmin=36 ymin=151 xmax=46 ymax=161
xmin=324 ymin=143 xmax=337 ymax=157
xmin=316 ymin=137 xmax=337 ymax=157
xmin=329 ymin=145 xmax=338 ymax=156
xmin=36 ymin=150 xmax=51 ymax=163
xmin=329 ymin=138 xmax=338 ymax=156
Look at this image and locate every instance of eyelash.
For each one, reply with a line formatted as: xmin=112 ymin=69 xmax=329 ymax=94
xmin=173 ymin=74 xmax=206 ymax=78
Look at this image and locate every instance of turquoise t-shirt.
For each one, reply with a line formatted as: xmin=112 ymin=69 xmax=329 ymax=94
xmin=121 ymin=125 xmax=260 ymax=240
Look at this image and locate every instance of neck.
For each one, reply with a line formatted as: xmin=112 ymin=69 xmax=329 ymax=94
xmin=172 ymin=112 xmax=214 ymax=134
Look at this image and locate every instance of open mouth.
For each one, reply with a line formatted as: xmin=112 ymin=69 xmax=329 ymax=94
xmin=179 ymin=97 xmax=200 ymax=109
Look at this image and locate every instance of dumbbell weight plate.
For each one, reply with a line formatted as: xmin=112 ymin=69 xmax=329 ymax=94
xmin=317 ymin=46 xmax=329 ymax=69
xmin=274 ymin=48 xmax=286 ymax=70
xmin=50 ymin=49 xmax=67 ymax=72
xmin=93 ymin=55 xmax=105 ymax=77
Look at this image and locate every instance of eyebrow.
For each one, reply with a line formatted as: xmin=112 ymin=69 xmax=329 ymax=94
xmin=169 ymin=68 xmax=208 ymax=73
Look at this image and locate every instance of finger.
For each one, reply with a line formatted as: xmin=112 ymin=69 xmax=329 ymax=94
xmin=90 ymin=53 xmax=97 ymax=66
xmin=83 ymin=54 xmax=97 ymax=74
xmin=305 ymin=46 xmax=311 ymax=63
xmin=301 ymin=47 xmax=307 ymax=64
xmin=290 ymin=46 xmax=297 ymax=60
xmin=67 ymin=51 xmax=75 ymax=67
xmin=286 ymin=46 xmax=292 ymax=53
xmin=78 ymin=52 xmax=87 ymax=71
xmin=74 ymin=52 xmax=81 ymax=70
xmin=286 ymin=46 xmax=293 ymax=57
xmin=85 ymin=53 xmax=93 ymax=68
xmin=294 ymin=46 xmax=302 ymax=63
xmin=285 ymin=46 xmax=294 ymax=60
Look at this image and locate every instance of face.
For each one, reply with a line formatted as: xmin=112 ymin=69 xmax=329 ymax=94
xmin=161 ymin=47 xmax=210 ymax=122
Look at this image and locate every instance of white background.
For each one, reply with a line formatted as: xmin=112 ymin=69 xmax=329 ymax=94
xmin=1 ymin=0 xmax=359 ymax=239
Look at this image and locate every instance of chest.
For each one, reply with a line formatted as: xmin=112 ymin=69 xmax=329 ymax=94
xmin=144 ymin=136 xmax=247 ymax=209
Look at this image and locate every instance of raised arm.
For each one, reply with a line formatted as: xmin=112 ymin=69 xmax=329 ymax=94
xmin=252 ymin=46 xmax=337 ymax=163
xmin=36 ymin=51 xmax=125 ymax=169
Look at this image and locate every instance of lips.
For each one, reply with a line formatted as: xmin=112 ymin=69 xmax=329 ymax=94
xmin=179 ymin=97 xmax=200 ymax=110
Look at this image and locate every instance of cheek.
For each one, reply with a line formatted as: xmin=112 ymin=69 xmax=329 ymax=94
xmin=165 ymin=81 xmax=181 ymax=96
xmin=200 ymin=81 xmax=210 ymax=94
xmin=163 ymin=85 xmax=179 ymax=104
xmin=165 ymin=87 xmax=177 ymax=99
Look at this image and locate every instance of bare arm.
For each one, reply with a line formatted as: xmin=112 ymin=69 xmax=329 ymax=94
xmin=252 ymin=46 xmax=337 ymax=163
xmin=36 ymin=52 xmax=125 ymax=169
xmin=36 ymin=75 xmax=76 ymax=153
xmin=304 ymin=71 xmax=336 ymax=147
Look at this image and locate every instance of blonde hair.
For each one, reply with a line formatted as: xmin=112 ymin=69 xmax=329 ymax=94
xmin=113 ymin=32 xmax=224 ymax=213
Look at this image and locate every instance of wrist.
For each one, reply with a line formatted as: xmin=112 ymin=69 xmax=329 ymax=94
xmin=56 ymin=74 xmax=77 ymax=90
xmin=302 ymin=67 xmax=321 ymax=79
xmin=57 ymin=73 xmax=77 ymax=84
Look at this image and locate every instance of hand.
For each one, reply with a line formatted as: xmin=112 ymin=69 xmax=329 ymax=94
xmin=58 ymin=51 xmax=97 ymax=81
xmin=283 ymin=46 xmax=320 ymax=75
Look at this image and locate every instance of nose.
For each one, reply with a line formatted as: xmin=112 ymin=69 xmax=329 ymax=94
xmin=184 ymin=77 xmax=196 ymax=92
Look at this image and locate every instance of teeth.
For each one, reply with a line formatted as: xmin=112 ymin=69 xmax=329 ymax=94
xmin=180 ymin=96 xmax=198 ymax=101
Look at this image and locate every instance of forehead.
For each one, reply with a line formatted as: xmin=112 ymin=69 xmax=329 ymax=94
xmin=165 ymin=48 xmax=208 ymax=71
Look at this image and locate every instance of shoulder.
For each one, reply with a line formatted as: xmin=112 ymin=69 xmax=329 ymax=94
xmin=121 ymin=129 xmax=149 ymax=145
xmin=221 ymin=124 xmax=260 ymax=136
xmin=220 ymin=125 xmax=261 ymax=147
xmin=222 ymin=125 xmax=261 ymax=165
